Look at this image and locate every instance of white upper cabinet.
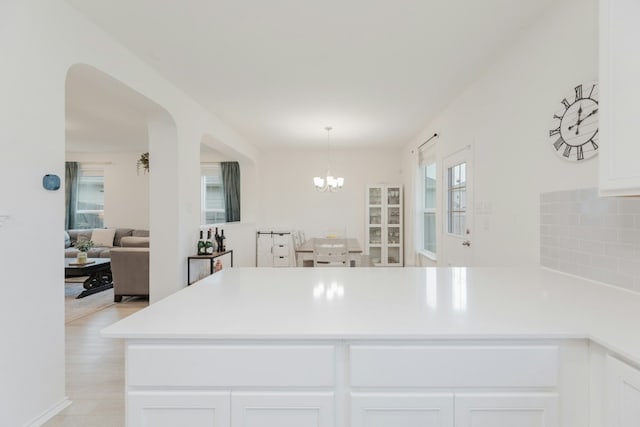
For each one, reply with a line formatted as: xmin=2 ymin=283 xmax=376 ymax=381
xmin=599 ymin=0 xmax=640 ymax=196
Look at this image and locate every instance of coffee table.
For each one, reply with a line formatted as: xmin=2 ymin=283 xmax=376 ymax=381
xmin=64 ymin=258 xmax=113 ymax=299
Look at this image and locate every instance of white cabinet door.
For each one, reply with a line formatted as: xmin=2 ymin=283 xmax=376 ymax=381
xmin=231 ymin=392 xmax=334 ymax=427
xmin=128 ymin=391 xmax=230 ymax=427
xmin=454 ymin=393 xmax=558 ymax=427
xmin=605 ymin=356 xmax=640 ymax=427
xmin=599 ymin=0 xmax=640 ymax=196
xmin=256 ymin=234 xmax=273 ymax=267
xmin=351 ymin=393 xmax=454 ymax=427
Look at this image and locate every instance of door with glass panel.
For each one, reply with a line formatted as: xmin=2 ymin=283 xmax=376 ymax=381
xmin=442 ymin=148 xmax=473 ymax=266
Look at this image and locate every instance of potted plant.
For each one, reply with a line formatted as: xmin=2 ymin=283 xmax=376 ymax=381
xmin=75 ymin=240 xmax=94 ymax=263
xmin=137 ymin=152 xmax=149 ymax=174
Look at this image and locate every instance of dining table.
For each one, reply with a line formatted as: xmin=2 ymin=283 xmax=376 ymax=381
xmin=295 ymin=237 xmax=364 ymax=267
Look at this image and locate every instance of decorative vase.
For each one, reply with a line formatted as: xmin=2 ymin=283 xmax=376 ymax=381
xmin=77 ymin=251 xmax=88 ymax=264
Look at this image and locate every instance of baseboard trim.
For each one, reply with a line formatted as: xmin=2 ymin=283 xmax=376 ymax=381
xmin=25 ymin=397 xmax=71 ymax=427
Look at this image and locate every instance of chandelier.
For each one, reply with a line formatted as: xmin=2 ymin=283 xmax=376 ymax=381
xmin=313 ymin=126 xmax=344 ymax=192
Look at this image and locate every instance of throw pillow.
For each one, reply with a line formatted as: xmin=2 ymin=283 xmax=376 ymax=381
xmin=75 ymin=231 xmax=92 ymax=245
xmin=91 ymin=228 xmax=116 ymax=248
xmin=64 ymin=231 xmax=71 ymax=249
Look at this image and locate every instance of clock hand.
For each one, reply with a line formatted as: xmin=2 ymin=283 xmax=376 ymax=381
xmin=580 ymin=108 xmax=598 ymax=122
xmin=567 ymin=104 xmax=584 ymax=134
xmin=575 ymin=104 xmax=583 ymax=135
xmin=568 ymin=108 xmax=598 ymax=131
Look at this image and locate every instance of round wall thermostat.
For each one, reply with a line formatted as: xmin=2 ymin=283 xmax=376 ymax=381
xmin=42 ymin=174 xmax=61 ymax=191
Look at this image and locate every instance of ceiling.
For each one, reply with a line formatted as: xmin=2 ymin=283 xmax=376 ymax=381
xmin=65 ymin=0 xmax=555 ymax=150
xmin=66 ymin=64 xmax=151 ymax=152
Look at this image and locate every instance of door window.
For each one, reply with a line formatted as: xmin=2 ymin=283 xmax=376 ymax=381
xmin=447 ymin=162 xmax=466 ymax=236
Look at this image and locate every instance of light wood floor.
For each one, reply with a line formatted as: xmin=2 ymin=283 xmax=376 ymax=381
xmin=44 ymin=298 xmax=148 ymax=427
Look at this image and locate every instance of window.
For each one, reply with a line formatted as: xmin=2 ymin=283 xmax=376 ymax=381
xmin=421 ymin=162 xmax=437 ymax=256
xmin=201 ymin=163 xmax=226 ymax=224
xmin=447 ymin=162 xmax=466 ymax=236
xmin=418 ymin=143 xmax=436 ymax=258
xmin=75 ymin=165 xmax=104 ymax=229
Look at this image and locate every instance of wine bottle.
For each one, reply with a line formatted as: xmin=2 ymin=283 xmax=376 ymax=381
xmin=205 ymin=229 xmax=214 ymax=255
xmin=197 ymin=230 xmax=205 ymax=255
xmin=220 ymin=229 xmax=226 ymax=251
xmin=214 ymin=227 xmax=220 ymax=252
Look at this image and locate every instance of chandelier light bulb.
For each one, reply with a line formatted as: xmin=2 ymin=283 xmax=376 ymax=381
xmin=314 ymin=126 xmax=344 ymax=192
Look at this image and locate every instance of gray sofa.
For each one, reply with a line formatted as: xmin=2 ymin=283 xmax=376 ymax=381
xmin=110 ymin=247 xmax=149 ymax=302
xmin=65 ymin=228 xmax=149 ymax=258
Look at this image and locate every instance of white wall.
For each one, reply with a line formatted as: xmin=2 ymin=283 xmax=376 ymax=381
xmin=402 ymin=0 xmax=598 ymax=267
xmin=66 ymin=151 xmax=150 ymax=230
xmin=0 ymin=1 xmax=259 ymax=425
xmin=258 ymin=149 xmax=402 ymax=247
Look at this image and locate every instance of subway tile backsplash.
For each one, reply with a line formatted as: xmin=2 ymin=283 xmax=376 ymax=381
xmin=540 ymin=188 xmax=640 ymax=292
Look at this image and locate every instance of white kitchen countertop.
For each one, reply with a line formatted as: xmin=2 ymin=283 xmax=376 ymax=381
xmin=101 ymin=267 xmax=640 ymax=362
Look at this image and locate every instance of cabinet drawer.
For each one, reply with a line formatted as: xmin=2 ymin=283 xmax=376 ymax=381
xmin=272 ymin=245 xmax=289 ymax=256
xmin=273 ymin=256 xmax=290 ymax=267
xmin=350 ymin=345 xmax=558 ymax=388
xmin=232 ymin=392 xmax=334 ymax=427
xmin=128 ymin=391 xmax=230 ymax=427
xmin=273 ymin=234 xmax=289 ymax=245
xmin=128 ymin=344 xmax=335 ymax=387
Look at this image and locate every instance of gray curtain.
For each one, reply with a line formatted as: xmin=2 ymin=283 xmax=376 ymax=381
xmin=65 ymin=161 xmax=79 ymax=229
xmin=221 ymin=161 xmax=241 ymax=222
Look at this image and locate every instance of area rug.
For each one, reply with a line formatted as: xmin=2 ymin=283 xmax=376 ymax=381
xmin=65 ymin=282 xmax=114 ymax=323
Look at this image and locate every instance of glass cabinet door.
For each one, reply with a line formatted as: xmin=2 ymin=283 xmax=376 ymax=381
xmin=387 ymin=247 xmax=400 ymax=264
xmin=387 ymin=226 xmax=401 ymax=245
xmin=369 ymin=187 xmax=382 ymax=205
xmin=387 ymin=187 xmax=401 ymax=205
xmin=387 ymin=207 xmax=400 ymax=225
xmin=369 ymin=207 xmax=382 ymax=225
xmin=369 ymin=227 xmax=382 ymax=245
xmin=369 ymin=247 xmax=382 ymax=265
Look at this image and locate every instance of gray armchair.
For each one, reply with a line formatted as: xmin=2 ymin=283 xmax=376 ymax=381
xmin=110 ymin=247 xmax=149 ymax=302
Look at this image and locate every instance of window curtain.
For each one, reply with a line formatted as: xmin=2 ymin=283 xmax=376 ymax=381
xmin=65 ymin=161 xmax=79 ymax=229
xmin=221 ymin=161 xmax=241 ymax=222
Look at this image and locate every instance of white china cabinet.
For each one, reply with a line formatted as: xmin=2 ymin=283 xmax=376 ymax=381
xmin=366 ymin=185 xmax=403 ymax=266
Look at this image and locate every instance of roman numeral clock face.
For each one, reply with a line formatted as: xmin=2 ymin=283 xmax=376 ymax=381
xmin=549 ymin=82 xmax=599 ymax=161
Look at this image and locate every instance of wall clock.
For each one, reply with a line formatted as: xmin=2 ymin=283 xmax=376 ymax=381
xmin=549 ymin=82 xmax=599 ymax=161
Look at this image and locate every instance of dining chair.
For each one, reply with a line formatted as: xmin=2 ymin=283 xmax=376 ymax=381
xmin=292 ymin=231 xmax=301 ymax=249
xmin=291 ymin=231 xmax=301 ymax=267
xmin=313 ymin=238 xmax=348 ymax=267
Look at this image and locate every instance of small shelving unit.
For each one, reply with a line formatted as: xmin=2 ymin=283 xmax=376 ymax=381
xmin=365 ymin=185 xmax=403 ymax=266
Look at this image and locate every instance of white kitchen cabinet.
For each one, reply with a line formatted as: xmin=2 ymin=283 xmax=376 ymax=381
xmin=256 ymin=231 xmax=292 ymax=267
xmin=351 ymin=393 xmax=454 ymax=427
xmin=350 ymin=345 xmax=560 ymax=427
xmin=351 ymin=393 xmax=557 ymax=427
xmin=605 ymin=356 xmax=640 ymax=427
xmin=124 ymin=344 xmax=335 ymax=427
xmin=598 ymin=0 xmax=640 ymax=196
xmin=232 ymin=392 xmax=334 ymax=427
xmin=454 ymin=393 xmax=558 ymax=427
xmin=128 ymin=391 xmax=230 ymax=427
xmin=366 ymin=185 xmax=403 ymax=266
